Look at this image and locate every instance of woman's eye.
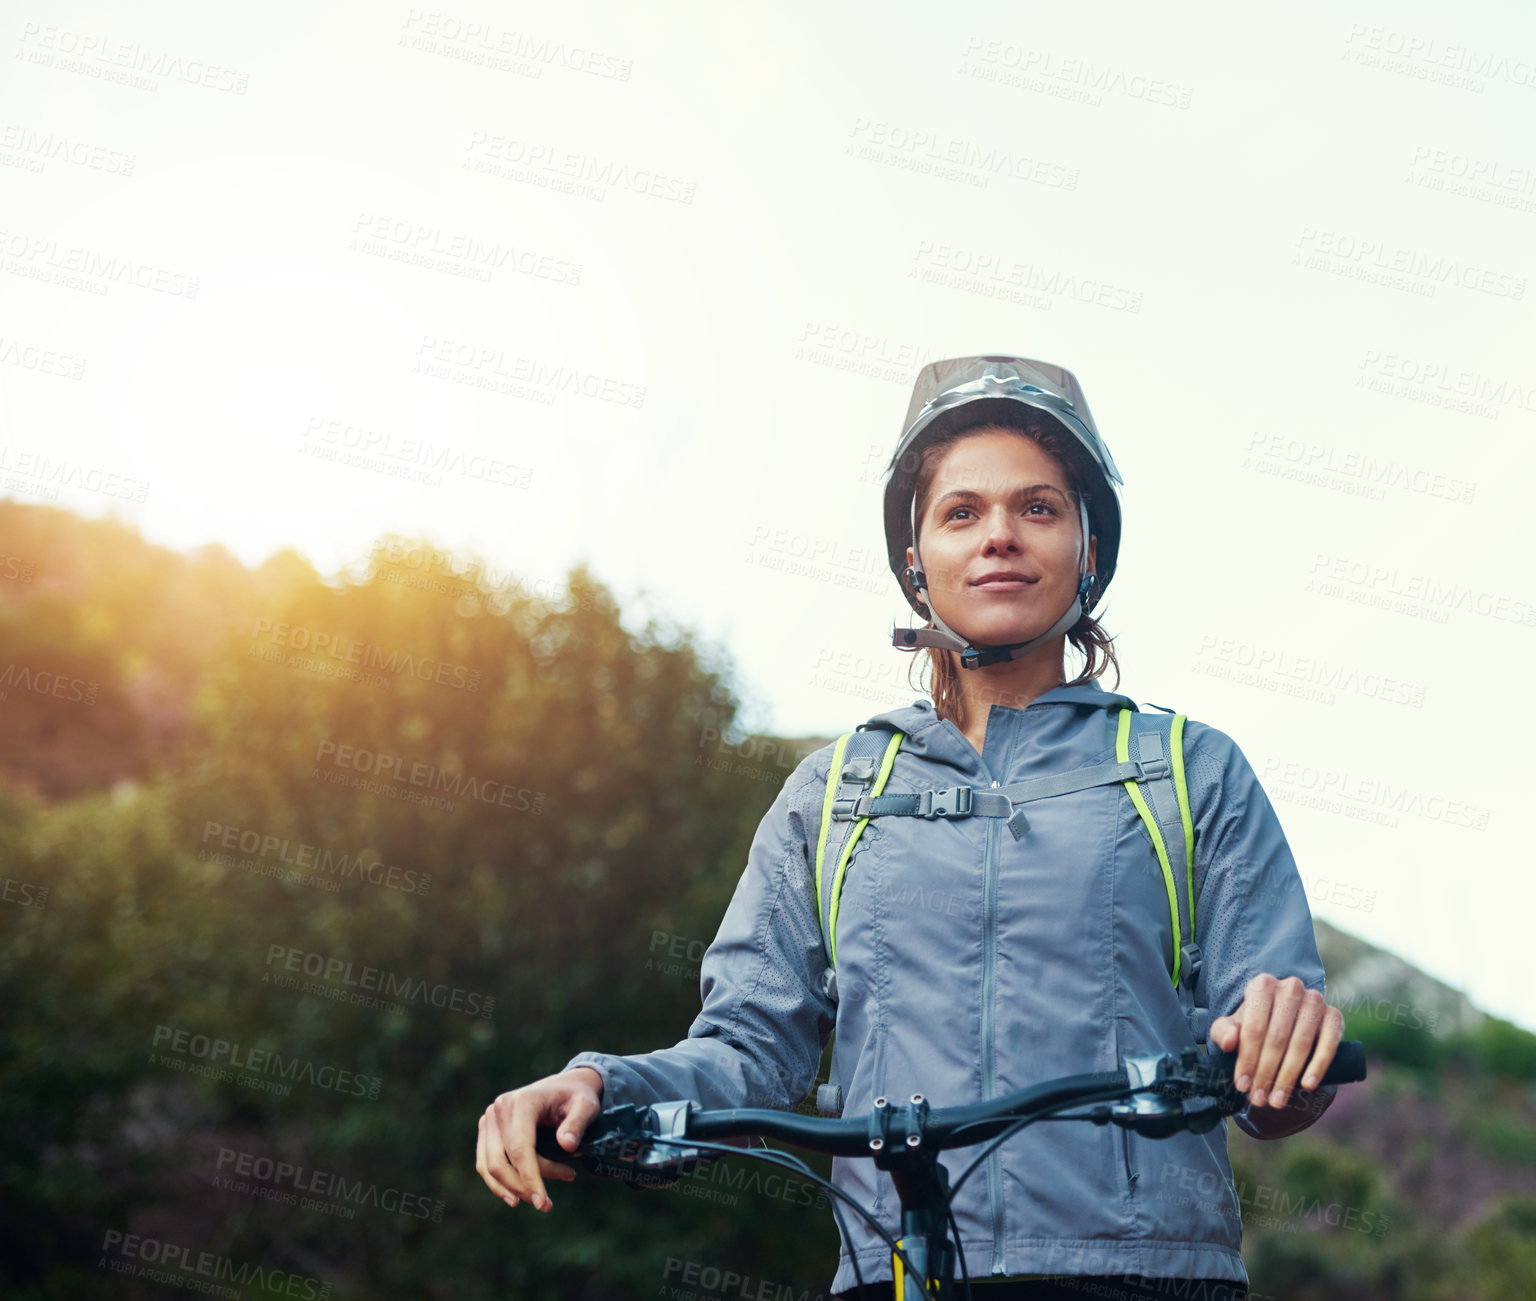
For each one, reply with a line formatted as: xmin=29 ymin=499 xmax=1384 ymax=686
xmin=944 ymin=501 xmax=1058 ymax=521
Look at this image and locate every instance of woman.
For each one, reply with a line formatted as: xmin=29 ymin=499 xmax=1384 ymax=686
xmin=476 ymin=355 xmax=1345 ymax=1300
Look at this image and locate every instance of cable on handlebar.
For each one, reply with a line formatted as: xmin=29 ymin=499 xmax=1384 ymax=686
xmin=945 ymin=1077 xmax=1138 ymax=1206
xmin=945 ymin=1204 xmax=974 ymax=1299
xmin=551 ymin=1045 xmax=1366 ymax=1301
xmin=640 ymin=1133 xmax=913 ymax=1300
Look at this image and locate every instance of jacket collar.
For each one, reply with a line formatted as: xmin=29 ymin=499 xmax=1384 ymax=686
xmin=861 ymin=678 xmax=1138 ymax=734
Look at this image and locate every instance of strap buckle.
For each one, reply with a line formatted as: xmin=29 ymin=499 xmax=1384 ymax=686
xmin=840 ymin=756 xmax=876 ymax=783
xmin=915 ymin=786 xmax=972 ymax=819
xmin=1136 ymin=756 xmax=1171 ymax=781
xmin=1180 ymin=941 xmax=1203 ymax=989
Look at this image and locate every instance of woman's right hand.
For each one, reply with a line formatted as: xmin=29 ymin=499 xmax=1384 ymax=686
xmin=476 ymin=1066 xmax=604 ymax=1213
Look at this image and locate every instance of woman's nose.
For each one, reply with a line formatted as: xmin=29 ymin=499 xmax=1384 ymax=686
xmin=979 ymin=510 xmax=1024 ymax=551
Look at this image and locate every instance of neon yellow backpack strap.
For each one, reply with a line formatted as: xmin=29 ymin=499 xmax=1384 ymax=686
xmin=1117 ymin=707 xmax=1197 ymax=988
xmin=814 ymin=728 xmax=904 ymax=968
xmin=1169 ymin=712 xmax=1195 ymax=937
xmin=813 ymin=732 xmax=854 ymax=935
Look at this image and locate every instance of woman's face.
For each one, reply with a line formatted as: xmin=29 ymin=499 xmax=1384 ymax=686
xmin=905 ymin=428 xmax=1097 ymax=649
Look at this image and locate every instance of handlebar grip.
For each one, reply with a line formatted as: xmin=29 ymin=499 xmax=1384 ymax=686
xmin=1320 ymin=1040 xmax=1366 ymax=1084
xmin=532 ymin=1119 xmax=693 ymax=1190
xmin=533 ymin=1126 xmax=571 ymax=1163
xmin=1206 ymin=1039 xmax=1366 ymax=1088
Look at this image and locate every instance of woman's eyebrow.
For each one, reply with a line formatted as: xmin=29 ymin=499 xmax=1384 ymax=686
xmin=933 ymin=482 xmax=1069 ymax=507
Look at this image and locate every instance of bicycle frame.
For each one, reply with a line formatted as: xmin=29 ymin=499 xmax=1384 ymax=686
xmin=537 ymin=1043 xmax=1367 ymax=1301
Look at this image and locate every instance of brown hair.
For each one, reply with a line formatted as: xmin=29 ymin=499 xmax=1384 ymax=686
xmin=904 ymin=419 xmax=1120 ymax=733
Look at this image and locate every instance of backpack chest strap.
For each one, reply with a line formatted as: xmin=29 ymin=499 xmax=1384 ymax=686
xmin=833 ymin=755 xmax=1169 ymax=841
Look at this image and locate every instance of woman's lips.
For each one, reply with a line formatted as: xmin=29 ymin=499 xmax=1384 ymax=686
xmin=971 ymin=577 xmax=1036 ymax=591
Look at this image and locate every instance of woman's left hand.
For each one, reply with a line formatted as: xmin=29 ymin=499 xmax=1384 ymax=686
xmin=1208 ymin=973 xmax=1344 ymax=1108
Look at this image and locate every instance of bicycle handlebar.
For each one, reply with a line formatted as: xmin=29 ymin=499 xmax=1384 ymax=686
xmin=535 ymin=1041 xmax=1366 ymax=1180
xmin=533 ymin=1043 xmax=1365 ymax=1300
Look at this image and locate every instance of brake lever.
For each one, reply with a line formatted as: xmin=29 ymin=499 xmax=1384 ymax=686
xmin=536 ymin=1101 xmax=718 ymax=1190
xmin=1104 ymin=1050 xmax=1246 ymax=1138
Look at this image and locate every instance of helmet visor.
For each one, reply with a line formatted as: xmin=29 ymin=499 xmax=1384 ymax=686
xmin=894 ymin=355 xmax=1123 ymax=487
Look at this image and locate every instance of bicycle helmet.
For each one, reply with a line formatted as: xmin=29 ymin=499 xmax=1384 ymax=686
xmin=883 ymin=354 xmax=1123 ymax=670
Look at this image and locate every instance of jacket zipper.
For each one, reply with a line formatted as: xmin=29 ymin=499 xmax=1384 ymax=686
xmin=983 ymin=805 xmax=1006 ymax=1273
xmin=982 ymin=708 xmax=1015 ymax=1276
xmin=942 ymin=717 xmax=1008 ymax=1269
xmin=1122 ymin=1125 xmax=1138 ymax=1189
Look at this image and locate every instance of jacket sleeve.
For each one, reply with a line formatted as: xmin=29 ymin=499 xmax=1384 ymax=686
xmin=1182 ymin=720 xmax=1337 ymax=1139
xmin=561 ymin=751 xmax=838 ymax=1113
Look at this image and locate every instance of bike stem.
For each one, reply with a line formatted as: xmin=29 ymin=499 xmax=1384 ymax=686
xmin=866 ymin=1093 xmax=956 ymax=1298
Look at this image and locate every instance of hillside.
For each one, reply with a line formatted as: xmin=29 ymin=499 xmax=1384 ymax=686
xmin=2 ymin=498 xmax=1533 ymax=1299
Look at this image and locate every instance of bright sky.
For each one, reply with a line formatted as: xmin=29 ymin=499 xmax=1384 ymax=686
xmin=3 ymin=1 xmax=1533 ymax=1030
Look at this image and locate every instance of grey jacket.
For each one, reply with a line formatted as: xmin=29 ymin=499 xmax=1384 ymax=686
xmin=564 ymin=681 xmax=1331 ymax=1293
